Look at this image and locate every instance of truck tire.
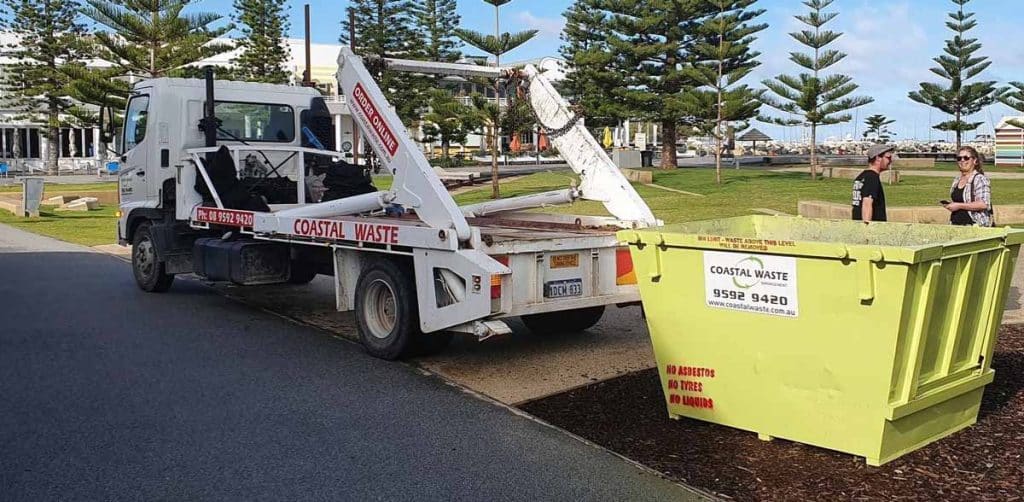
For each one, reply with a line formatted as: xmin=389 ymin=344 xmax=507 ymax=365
xmin=132 ymin=222 xmax=175 ymax=292
xmin=287 ymin=260 xmax=318 ymax=284
xmin=354 ymin=259 xmax=420 ymax=360
xmin=521 ymin=306 xmax=605 ymax=335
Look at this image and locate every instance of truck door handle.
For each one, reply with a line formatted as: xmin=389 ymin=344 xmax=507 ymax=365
xmin=136 ymin=171 xmax=145 ymax=176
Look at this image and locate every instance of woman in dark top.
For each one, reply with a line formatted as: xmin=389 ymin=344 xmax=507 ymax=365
xmin=944 ymin=146 xmax=993 ymax=226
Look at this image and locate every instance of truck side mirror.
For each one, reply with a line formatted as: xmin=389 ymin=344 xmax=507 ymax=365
xmin=98 ymin=105 xmax=116 ymax=144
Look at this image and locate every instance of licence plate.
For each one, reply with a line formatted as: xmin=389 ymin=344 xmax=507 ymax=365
xmin=544 ymin=278 xmax=583 ymax=298
xmin=550 ymin=253 xmax=579 ymax=269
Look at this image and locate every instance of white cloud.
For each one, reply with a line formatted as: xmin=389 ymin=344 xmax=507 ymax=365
xmin=516 ymin=11 xmax=565 ymax=39
xmin=831 ymin=2 xmax=931 ymax=91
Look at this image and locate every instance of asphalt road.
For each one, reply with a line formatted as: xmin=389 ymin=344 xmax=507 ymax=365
xmin=0 ymin=225 xmax=701 ymax=501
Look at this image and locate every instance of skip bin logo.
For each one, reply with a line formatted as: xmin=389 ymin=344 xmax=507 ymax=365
xmin=704 ymin=251 xmax=799 ymax=318
xmin=730 ymin=256 xmax=764 ymax=289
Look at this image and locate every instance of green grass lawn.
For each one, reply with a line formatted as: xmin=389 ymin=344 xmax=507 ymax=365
xmin=4 ymin=168 xmax=1023 ymax=246
xmin=0 ymin=205 xmax=118 ymax=246
xmin=454 ymin=169 xmax=1024 ymax=224
xmin=0 ymin=182 xmax=117 ymax=193
xmin=918 ymin=161 xmax=1024 ymax=172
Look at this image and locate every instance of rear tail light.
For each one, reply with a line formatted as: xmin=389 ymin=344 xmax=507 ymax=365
xmin=616 ymin=248 xmax=636 ymax=285
xmin=491 ymin=255 xmax=509 ymax=299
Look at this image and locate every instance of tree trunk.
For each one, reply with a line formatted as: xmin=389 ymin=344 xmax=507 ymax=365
xmin=441 ymin=139 xmax=450 ymax=162
xmin=715 ymin=84 xmax=723 ymax=184
xmin=47 ymin=110 xmax=60 ymax=175
xmin=809 ymin=122 xmax=818 ymax=181
xmin=491 ymin=74 xmax=501 ymax=199
xmin=659 ymin=121 xmax=676 ymax=170
xmin=715 ymin=19 xmax=724 ymax=185
xmin=955 ymin=110 xmax=962 ymax=151
xmin=490 ymin=126 xmax=499 ymax=199
xmin=715 ymin=133 xmax=722 ymax=185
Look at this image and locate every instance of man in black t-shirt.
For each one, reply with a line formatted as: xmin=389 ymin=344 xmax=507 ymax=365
xmin=852 ymin=144 xmax=895 ymax=221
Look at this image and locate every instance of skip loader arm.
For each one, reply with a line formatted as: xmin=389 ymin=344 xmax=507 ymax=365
xmin=336 ymin=46 xmax=472 ymax=241
xmin=518 ymin=65 xmax=657 ymax=227
xmin=382 ymin=55 xmax=658 ymax=228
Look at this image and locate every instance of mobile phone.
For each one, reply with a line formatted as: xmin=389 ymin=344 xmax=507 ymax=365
xmin=940 ymin=200 xmax=950 ymax=205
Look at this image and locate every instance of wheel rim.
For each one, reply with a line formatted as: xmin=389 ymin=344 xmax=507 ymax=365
xmin=134 ymin=237 xmax=156 ymax=281
xmin=364 ymin=278 xmax=397 ymax=339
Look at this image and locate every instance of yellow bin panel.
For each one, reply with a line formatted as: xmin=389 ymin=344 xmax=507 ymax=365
xmin=621 ymin=216 xmax=1023 ymax=466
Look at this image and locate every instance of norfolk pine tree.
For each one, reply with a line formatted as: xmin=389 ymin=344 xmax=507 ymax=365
xmin=62 ymin=63 xmax=129 ymax=162
xmin=82 ymin=0 xmax=233 ymax=78
xmin=412 ymin=0 xmax=465 ymax=164
xmin=0 ymin=0 xmax=92 ymax=174
xmin=232 ymin=0 xmax=291 ymax=84
xmin=760 ymin=0 xmax=871 ymax=180
xmin=455 ymin=0 xmax=537 ymax=198
xmin=863 ymin=114 xmax=895 ymax=142
xmin=564 ymin=0 xmax=714 ymax=170
xmin=686 ymin=0 xmax=766 ymax=184
xmin=414 ymin=0 xmax=461 ymax=63
xmin=909 ymin=0 xmax=996 ymax=150
xmin=559 ymin=0 xmax=622 ymax=128
xmin=999 ymin=83 xmax=1024 ymax=129
xmin=341 ymin=0 xmax=427 ymax=125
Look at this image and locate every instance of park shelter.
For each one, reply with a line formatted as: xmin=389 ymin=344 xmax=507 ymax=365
xmin=737 ymin=128 xmax=772 ymax=150
xmin=995 ymin=117 xmax=1024 ymax=167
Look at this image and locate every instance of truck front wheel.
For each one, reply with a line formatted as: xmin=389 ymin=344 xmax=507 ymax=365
xmin=521 ymin=306 xmax=605 ymax=335
xmin=132 ymin=222 xmax=175 ymax=292
xmin=354 ymin=260 xmax=420 ymax=360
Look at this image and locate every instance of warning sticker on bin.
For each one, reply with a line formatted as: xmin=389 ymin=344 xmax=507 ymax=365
xmin=703 ymin=251 xmax=798 ymax=317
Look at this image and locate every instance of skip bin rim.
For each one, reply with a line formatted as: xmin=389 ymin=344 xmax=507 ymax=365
xmin=619 ymin=215 xmax=1024 ymax=265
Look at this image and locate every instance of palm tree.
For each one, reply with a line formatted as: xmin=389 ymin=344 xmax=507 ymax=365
xmin=455 ymin=0 xmax=537 ymax=198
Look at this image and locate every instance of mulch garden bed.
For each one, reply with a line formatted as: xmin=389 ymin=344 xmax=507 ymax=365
xmin=520 ymin=325 xmax=1024 ymax=500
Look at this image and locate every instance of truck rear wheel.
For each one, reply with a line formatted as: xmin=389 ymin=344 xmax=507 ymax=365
xmin=354 ymin=260 xmax=420 ymax=360
xmin=521 ymin=306 xmax=605 ymax=335
xmin=132 ymin=222 xmax=175 ymax=292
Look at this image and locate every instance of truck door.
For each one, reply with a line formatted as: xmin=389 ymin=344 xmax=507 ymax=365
xmin=119 ymin=94 xmax=151 ymax=203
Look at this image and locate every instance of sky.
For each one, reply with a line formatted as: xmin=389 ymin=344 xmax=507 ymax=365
xmin=193 ymin=0 xmax=1022 ymax=141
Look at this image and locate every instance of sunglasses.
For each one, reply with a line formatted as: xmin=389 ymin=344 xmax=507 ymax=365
xmin=957 ymin=156 xmax=975 ymax=161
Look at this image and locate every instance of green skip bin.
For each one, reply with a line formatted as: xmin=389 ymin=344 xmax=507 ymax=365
xmin=619 ymin=215 xmax=1024 ymax=466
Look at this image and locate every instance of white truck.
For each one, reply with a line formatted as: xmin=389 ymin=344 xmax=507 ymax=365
xmin=115 ymin=47 xmax=657 ymax=359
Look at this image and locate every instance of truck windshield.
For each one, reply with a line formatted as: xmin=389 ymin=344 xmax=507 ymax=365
xmin=215 ymin=102 xmax=295 ymax=142
xmin=123 ymin=95 xmax=150 ymax=151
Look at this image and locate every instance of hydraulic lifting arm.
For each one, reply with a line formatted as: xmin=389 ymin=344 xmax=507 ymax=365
xmin=336 ymin=46 xmax=473 ymax=241
xmin=381 ymin=54 xmax=658 ymax=228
